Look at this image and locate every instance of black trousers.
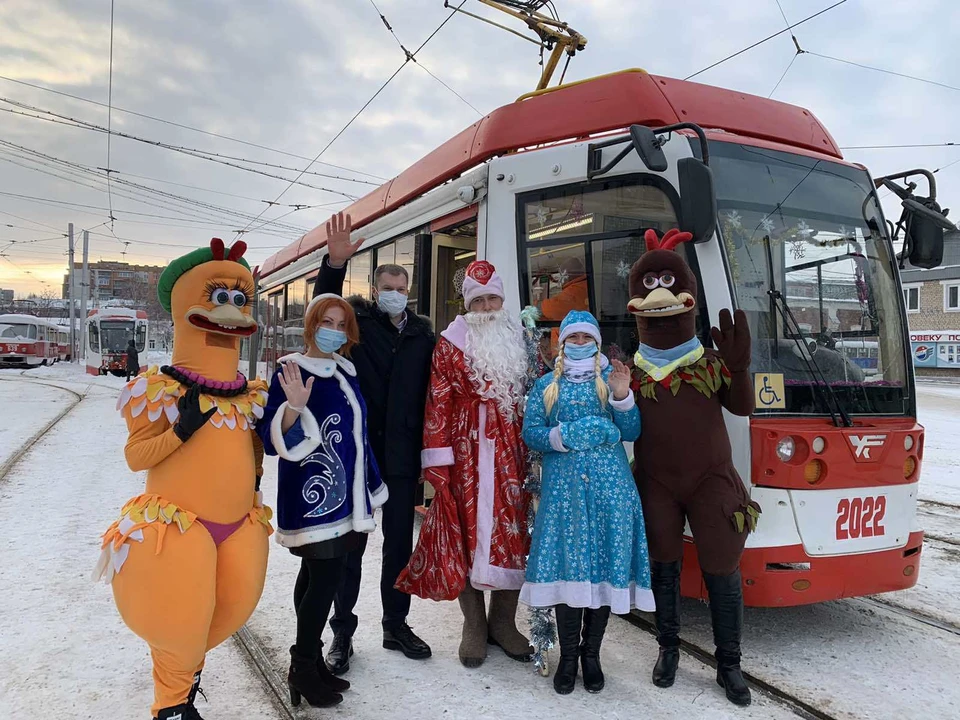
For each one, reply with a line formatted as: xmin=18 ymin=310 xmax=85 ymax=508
xmin=329 ymin=474 xmax=417 ymax=636
xmin=293 ymin=556 xmax=347 ymax=660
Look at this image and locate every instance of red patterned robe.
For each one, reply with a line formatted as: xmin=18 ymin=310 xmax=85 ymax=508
xmin=396 ymin=316 xmax=530 ymax=601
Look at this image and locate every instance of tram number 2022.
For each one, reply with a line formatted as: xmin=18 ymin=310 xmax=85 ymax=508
xmin=836 ymin=496 xmax=886 ymax=540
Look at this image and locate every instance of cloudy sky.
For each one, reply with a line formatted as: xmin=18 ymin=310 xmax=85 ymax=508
xmin=1 ymin=0 xmax=958 ymax=296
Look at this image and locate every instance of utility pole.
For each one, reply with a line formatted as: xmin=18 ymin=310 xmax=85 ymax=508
xmin=68 ymin=223 xmax=76 ymax=362
xmin=80 ymin=230 xmax=89 ymax=361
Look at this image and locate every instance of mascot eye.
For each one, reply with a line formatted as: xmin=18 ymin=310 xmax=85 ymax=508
xmin=659 ymin=272 xmax=675 ymax=288
xmin=229 ymin=290 xmax=247 ymax=307
xmin=210 ymin=288 xmax=230 ymax=305
xmin=642 ymin=275 xmax=660 ymax=290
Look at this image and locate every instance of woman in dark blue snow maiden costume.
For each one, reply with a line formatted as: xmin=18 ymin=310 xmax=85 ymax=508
xmin=520 ymin=310 xmax=655 ymax=695
xmin=257 ymin=293 xmax=388 ymax=711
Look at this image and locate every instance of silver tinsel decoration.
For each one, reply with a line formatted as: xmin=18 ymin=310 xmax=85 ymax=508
xmin=519 ymin=306 xmax=555 ymax=676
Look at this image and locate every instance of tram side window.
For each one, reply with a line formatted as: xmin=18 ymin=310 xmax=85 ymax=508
xmin=89 ymin=324 xmax=100 ymax=353
xmin=348 ymin=250 xmax=372 ymax=302
xmin=136 ymin=324 xmax=147 ymax=352
xmin=372 ymin=236 xmax=419 ymax=313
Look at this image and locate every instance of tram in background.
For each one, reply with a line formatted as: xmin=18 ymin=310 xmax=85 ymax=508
xmin=0 ymin=314 xmax=63 ymax=367
xmin=253 ymin=68 xmax=953 ymax=607
xmin=85 ymin=307 xmax=148 ymax=376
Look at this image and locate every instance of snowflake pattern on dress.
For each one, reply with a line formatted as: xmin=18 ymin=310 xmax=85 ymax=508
xmin=520 ymin=368 xmax=654 ymax=613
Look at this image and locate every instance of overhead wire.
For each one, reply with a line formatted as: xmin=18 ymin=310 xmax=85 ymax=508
xmin=0 ymin=100 xmax=368 ymax=195
xmin=805 ymin=51 xmax=960 ymax=94
xmin=685 ymin=0 xmax=848 ymax=80
xmin=0 ymin=74 xmax=387 ymax=180
xmin=105 ymin=0 xmax=117 ymax=227
xmin=235 ymin=0 xmax=469 ymax=237
xmin=0 ymin=140 xmax=315 ymax=235
xmin=367 ymin=0 xmax=482 ymax=116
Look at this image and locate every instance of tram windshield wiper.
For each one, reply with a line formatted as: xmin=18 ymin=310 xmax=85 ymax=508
xmin=763 ymin=236 xmax=853 ymax=428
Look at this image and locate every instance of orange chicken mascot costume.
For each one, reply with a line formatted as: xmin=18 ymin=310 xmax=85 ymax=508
xmin=93 ymin=238 xmax=272 ymax=720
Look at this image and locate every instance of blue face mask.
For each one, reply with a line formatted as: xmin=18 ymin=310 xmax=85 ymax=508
xmin=377 ymin=289 xmax=408 ymax=316
xmin=564 ymin=341 xmax=598 ymax=360
xmin=314 ymin=326 xmax=347 ymax=354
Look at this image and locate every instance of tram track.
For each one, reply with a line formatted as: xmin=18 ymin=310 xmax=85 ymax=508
xmin=0 ymin=375 xmax=84 ymax=483
xmin=2 ymin=371 xmax=291 ymax=718
xmin=854 ymin=596 xmax=960 ymax=638
xmin=621 ymin=611 xmax=842 ymax=720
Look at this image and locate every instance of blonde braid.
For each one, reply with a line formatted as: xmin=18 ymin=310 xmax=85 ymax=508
xmin=594 ymin=349 xmax=609 ymax=407
xmin=543 ymin=349 xmax=564 ymax=416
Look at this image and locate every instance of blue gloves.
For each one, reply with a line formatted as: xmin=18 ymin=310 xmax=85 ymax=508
xmin=559 ymin=415 xmax=621 ymax=451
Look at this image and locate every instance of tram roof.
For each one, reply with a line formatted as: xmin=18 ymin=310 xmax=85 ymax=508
xmin=0 ymin=313 xmax=61 ymax=327
xmin=259 ymin=68 xmax=841 ymax=280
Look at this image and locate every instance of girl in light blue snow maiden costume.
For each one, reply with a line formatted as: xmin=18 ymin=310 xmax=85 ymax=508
xmin=521 ymin=310 xmax=655 ymax=696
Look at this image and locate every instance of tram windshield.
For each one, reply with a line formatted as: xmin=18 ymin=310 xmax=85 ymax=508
xmin=100 ymin=321 xmax=136 ymax=353
xmin=711 ymin=141 xmax=909 ymax=416
xmin=0 ymin=323 xmax=37 ymax=340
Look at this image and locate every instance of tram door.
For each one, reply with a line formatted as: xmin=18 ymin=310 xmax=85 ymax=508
xmin=420 ymin=233 xmax=476 ymax=507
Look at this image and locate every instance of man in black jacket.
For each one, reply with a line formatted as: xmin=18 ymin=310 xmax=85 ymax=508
xmin=314 ymin=212 xmax=435 ymax=674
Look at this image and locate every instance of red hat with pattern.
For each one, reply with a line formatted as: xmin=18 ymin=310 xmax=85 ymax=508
xmin=462 ymin=260 xmax=505 ymax=307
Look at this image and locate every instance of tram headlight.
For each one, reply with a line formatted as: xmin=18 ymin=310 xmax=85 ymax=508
xmin=904 ymin=435 xmax=914 ymax=451
xmin=776 ymin=437 xmax=795 ymax=462
xmin=811 ymin=436 xmax=826 ymax=454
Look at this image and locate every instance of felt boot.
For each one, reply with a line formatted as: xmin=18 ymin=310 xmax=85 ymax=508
xmin=487 ymin=590 xmax=534 ymax=662
xmin=457 ymin=584 xmax=488 ymax=668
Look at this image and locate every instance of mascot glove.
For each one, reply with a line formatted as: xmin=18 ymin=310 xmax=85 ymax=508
xmin=172 ymin=384 xmax=218 ymax=442
xmin=711 ymin=308 xmax=752 ymax=373
xmin=561 ymin=416 xmax=621 ymax=451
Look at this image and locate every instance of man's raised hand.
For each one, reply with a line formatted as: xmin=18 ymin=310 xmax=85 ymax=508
xmin=325 ymin=211 xmax=365 ymax=268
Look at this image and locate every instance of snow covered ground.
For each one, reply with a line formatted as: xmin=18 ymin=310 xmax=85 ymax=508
xmin=0 ymin=367 xmax=280 ymax=720
xmin=0 ymin=364 xmax=957 ymax=719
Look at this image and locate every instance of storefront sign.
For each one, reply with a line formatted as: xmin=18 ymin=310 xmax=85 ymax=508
xmin=909 ymin=331 xmax=960 ymax=368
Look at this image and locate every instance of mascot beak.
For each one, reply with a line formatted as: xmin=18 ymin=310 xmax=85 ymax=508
xmin=186 ymin=304 xmax=258 ymax=337
xmin=628 ymin=288 xmax=696 ymax=317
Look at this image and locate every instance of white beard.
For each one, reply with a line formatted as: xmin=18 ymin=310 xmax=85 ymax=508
xmin=464 ymin=308 xmax=527 ymax=420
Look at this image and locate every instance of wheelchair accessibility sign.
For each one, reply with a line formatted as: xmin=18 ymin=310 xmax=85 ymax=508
xmin=754 ymin=373 xmax=786 ymax=409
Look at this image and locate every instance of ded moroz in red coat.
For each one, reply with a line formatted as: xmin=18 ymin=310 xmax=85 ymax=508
xmin=396 ymin=315 xmax=530 ymax=601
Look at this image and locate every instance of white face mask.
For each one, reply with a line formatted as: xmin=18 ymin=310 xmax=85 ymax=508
xmin=377 ymin=289 xmax=408 ymax=316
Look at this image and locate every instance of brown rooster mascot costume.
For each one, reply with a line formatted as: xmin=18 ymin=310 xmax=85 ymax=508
xmin=628 ymin=228 xmax=760 ymax=706
xmin=94 ymin=239 xmax=272 ymax=720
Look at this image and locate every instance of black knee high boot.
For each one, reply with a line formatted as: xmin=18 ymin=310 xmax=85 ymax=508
xmin=650 ymin=560 xmax=682 ymax=688
xmin=580 ymin=608 xmax=610 ymax=693
xmin=553 ymin=604 xmax=583 ymax=695
xmin=703 ymin=570 xmax=751 ymax=707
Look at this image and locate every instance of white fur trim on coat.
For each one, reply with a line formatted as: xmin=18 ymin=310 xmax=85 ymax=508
xmin=422 ymin=446 xmax=455 ymax=468
xmin=608 ymin=392 xmax=636 ymax=412
xmin=270 ymin=402 xmax=321 ymax=462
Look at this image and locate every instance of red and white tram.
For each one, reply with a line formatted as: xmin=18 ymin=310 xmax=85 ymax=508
xmin=85 ymin=307 xmax=148 ymax=376
xmin=254 ymin=69 xmax=948 ymax=607
xmin=0 ymin=314 xmax=63 ymax=367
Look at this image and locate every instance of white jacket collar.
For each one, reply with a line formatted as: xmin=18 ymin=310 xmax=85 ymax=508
xmin=277 ymin=352 xmax=357 ymax=377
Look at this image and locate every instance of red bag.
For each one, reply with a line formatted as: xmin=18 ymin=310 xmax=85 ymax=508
xmin=395 ymin=468 xmax=467 ymax=601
